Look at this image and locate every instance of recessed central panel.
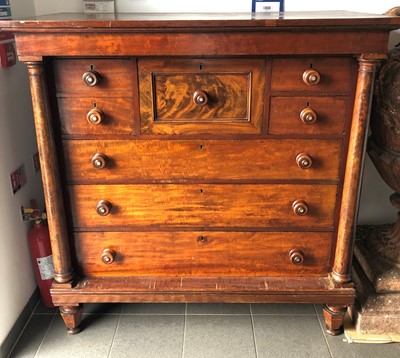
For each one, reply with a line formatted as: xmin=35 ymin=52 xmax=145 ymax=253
xmin=139 ymin=58 xmax=265 ymax=135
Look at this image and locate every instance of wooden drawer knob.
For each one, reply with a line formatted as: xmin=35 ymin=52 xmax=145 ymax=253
xmin=96 ymin=200 xmax=112 ymax=216
xmin=86 ymin=108 xmax=104 ymax=125
xmin=292 ymin=199 xmax=308 ymax=216
xmin=300 ymin=107 xmax=317 ymax=124
xmin=193 ymin=90 xmax=208 ymax=106
xmin=302 ymin=69 xmax=320 ymax=86
xmin=82 ymin=70 xmax=100 ymax=87
xmin=101 ymin=248 xmax=116 ymax=264
xmin=91 ymin=153 xmax=108 ymax=169
xmin=289 ymin=249 xmax=304 ymax=265
xmin=296 ymin=153 xmax=313 ymax=169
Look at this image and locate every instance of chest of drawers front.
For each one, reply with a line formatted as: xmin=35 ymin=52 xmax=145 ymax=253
xmin=53 ymin=54 xmax=356 ymax=335
xmin=54 ymin=56 xmax=347 ymax=277
xmin=3 ymin=12 xmax=398 ymax=335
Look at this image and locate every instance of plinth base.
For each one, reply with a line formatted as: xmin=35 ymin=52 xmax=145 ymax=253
xmin=350 ymin=227 xmax=400 ymax=336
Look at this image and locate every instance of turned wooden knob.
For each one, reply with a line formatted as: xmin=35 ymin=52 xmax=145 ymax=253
xmin=101 ymin=248 xmax=116 ymax=264
xmin=289 ymin=249 xmax=304 ymax=265
xmin=296 ymin=153 xmax=313 ymax=169
xmin=302 ymin=69 xmax=321 ymax=86
xmin=86 ymin=108 xmax=104 ymax=125
xmin=300 ymin=107 xmax=318 ymax=124
xmin=91 ymin=153 xmax=108 ymax=169
xmin=96 ymin=200 xmax=112 ymax=216
xmin=82 ymin=70 xmax=100 ymax=87
xmin=292 ymin=199 xmax=308 ymax=216
xmin=193 ymin=90 xmax=208 ymax=106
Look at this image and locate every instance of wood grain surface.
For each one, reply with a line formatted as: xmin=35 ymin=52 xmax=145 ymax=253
xmin=62 ymin=139 xmax=342 ymax=182
xmin=68 ymin=184 xmax=337 ymax=229
xmin=58 ymin=97 xmax=134 ymax=135
xmin=269 ymin=96 xmax=348 ymax=135
xmin=271 ymin=57 xmax=353 ymax=93
xmin=139 ymin=58 xmax=264 ymax=134
xmin=73 ymin=231 xmax=333 ymax=277
xmin=53 ymin=58 xmax=134 ymax=95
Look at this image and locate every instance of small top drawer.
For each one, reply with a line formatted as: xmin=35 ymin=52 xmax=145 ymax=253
xmin=52 ymin=59 xmax=134 ymax=95
xmin=271 ymin=57 xmax=354 ymax=93
xmin=139 ymin=58 xmax=265 ymax=135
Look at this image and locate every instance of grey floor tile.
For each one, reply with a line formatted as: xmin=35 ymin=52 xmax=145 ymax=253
xmin=184 ymin=315 xmax=256 ymax=358
xmin=35 ymin=314 xmax=119 ymax=358
xmin=84 ymin=302 xmax=123 ymax=314
xmin=187 ymin=303 xmax=250 ymax=315
xmin=109 ymin=315 xmax=184 ymax=358
xmin=253 ymin=315 xmax=331 ymax=358
xmin=314 ymin=303 xmax=325 ymax=316
xmin=251 ymin=303 xmax=316 ymax=315
xmin=317 ymin=314 xmax=400 ymax=358
xmin=121 ymin=302 xmax=185 ymax=314
xmin=33 ymin=300 xmax=58 ymax=314
xmin=9 ymin=314 xmax=54 ymax=358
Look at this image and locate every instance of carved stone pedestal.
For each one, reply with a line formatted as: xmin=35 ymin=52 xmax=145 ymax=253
xmin=350 ymin=227 xmax=400 ymax=335
xmin=349 ymin=41 xmax=400 ymax=336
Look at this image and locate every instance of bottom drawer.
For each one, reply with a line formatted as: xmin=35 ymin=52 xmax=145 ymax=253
xmin=74 ymin=231 xmax=333 ymax=277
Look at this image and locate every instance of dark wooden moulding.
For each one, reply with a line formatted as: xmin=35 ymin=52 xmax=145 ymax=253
xmin=1 ymin=11 xmax=399 ymax=335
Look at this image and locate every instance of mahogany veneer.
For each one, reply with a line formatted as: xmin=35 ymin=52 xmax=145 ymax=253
xmin=1 ymin=11 xmax=399 ymax=335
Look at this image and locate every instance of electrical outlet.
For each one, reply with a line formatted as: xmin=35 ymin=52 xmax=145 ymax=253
xmin=32 ymin=152 xmax=40 ymax=173
xmin=10 ymin=164 xmax=26 ymax=195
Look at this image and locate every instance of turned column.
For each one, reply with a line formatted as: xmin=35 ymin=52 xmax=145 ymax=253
xmin=27 ymin=61 xmax=83 ymax=333
xmin=332 ymin=55 xmax=385 ymax=283
xmin=323 ymin=55 xmax=385 ymax=335
xmin=26 ymin=61 xmax=74 ymax=284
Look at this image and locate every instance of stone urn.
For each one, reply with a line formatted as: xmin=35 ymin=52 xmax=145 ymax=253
xmin=367 ymin=45 xmax=400 ymax=267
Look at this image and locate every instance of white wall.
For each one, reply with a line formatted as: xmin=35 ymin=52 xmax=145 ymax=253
xmin=34 ymin=0 xmax=400 ymax=15
xmin=0 ymin=0 xmax=45 ymax=346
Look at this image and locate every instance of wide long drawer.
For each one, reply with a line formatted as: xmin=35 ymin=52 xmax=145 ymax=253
xmin=74 ymin=231 xmax=333 ymax=277
xmin=62 ymin=139 xmax=342 ymax=183
xmin=68 ymin=184 xmax=337 ymax=229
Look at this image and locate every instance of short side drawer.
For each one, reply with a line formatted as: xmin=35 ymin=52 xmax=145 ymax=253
xmin=271 ymin=57 xmax=354 ymax=93
xmin=58 ymin=97 xmax=134 ymax=135
xmin=53 ymin=58 xmax=134 ymax=95
xmin=269 ymin=96 xmax=348 ymax=135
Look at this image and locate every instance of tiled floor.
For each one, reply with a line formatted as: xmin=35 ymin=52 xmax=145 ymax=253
xmin=9 ymin=302 xmax=400 ymax=358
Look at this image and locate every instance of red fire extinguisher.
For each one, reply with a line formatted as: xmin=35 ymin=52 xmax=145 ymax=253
xmin=22 ymin=205 xmax=55 ymax=308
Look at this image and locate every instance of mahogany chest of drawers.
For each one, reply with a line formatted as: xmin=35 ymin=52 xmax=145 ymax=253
xmin=2 ymin=11 xmax=399 ymax=335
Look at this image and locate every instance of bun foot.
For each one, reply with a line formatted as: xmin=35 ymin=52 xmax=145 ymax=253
xmin=60 ymin=304 xmax=83 ymax=334
xmin=323 ymin=304 xmax=347 ymax=336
